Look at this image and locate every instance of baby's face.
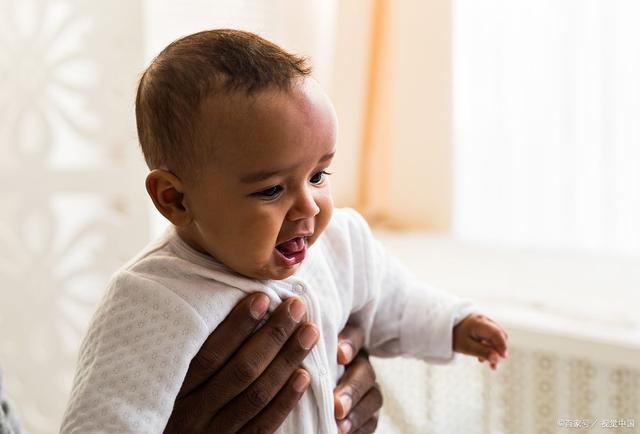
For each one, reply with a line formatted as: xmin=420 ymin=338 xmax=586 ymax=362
xmin=181 ymin=78 xmax=336 ymax=280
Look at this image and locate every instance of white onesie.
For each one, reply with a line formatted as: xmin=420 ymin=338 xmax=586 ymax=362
xmin=61 ymin=208 xmax=477 ymax=433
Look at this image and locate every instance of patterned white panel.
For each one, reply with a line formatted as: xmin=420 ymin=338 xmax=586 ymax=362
xmin=0 ymin=0 xmax=147 ymax=432
xmin=374 ymin=347 xmax=640 ymax=434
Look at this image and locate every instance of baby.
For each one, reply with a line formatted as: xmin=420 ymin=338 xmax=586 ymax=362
xmin=61 ymin=29 xmax=507 ymax=433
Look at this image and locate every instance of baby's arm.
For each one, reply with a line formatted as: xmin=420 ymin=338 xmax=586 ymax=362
xmin=339 ymin=208 xmax=480 ymax=363
xmin=60 ymin=272 xmax=209 ymax=433
xmin=453 ymin=313 xmax=508 ymax=370
xmin=339 ymin=208 xmax=511 ymax=369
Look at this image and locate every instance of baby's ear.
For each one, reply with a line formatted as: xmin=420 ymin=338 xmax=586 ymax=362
xmin=145 ymin=169 xmax=192 ymax=226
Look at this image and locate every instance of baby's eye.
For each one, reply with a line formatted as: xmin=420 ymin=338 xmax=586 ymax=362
xmin=256 ymin=185 xmax=283 ymax=198
xmin=310 ymin=170 xmax=332 ymax=185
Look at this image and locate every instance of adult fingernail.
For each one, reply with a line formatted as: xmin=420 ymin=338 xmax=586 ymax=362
xmin=338 ymin=418 xmax=352 ymax=434
xmin=299 ymin=325 xmax=319 ymax=349
xmin=289 ymin=298 xmax=306 ymax=322
xmin=339 ymin=393 xmax=352 ymax=416
xmin=293 ymin=371 xmax=309 ymax=393
xmin=250 ymin=294 xmax=269 ymax=319
xmin=339 ymin=342 xmax=353 ymax=362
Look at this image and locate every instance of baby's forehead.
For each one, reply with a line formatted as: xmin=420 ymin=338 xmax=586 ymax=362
xmin=196 ymin=80 xmax=337 ymax=175
xmin=199 ymin=82 xmax=313 ymax=125
xmin=200 ymin=81 xmax=334 ymax=149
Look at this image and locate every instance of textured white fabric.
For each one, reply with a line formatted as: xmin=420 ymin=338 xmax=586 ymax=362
xmin=60 ymin=208 xmax=477 ymax=433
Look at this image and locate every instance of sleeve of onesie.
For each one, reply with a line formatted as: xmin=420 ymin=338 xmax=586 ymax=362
xmin=60 ymin=271 xmax=209 ymax=434
xmin=341 ymin=208 xmax=479 ymax=363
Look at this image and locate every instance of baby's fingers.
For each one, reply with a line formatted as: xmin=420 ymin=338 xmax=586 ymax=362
xmin=464 ymin=338 xmax=497 ymax=362
xmin=473 ymin=317 xmax=508 ymax=358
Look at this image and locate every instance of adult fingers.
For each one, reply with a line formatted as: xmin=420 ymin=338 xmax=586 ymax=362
xmin=334 ymin=352 xmax=376 ymax=420
xmin=192 ymin=297 xmax=308 ymax=415
xmin=236 ymin=369 xmax=311 ymax=434
xmin=337 ymin=388 xmax=383 ymax=434
xmin=337 ymin=324 xmax=366 ymax=365
xmin=353 ymin=416 xmax=380 ymax=434
xmin=213 ymin=322 xmax=319 ymax=432
xmin=178 ymin=292 xmax=270 ymax=398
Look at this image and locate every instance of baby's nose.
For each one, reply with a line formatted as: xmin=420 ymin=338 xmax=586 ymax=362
xmin=288 ymin=189 xmax=320 ymax=220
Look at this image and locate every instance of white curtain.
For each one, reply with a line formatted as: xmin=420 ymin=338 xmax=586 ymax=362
xmin=453 ymin=0 xmax=640 ymax=256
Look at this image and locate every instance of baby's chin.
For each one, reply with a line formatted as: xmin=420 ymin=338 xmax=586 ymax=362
xmin=210 ymin=250 xmax=304 ymax=281
xmin=256 ymin=262 xmax=302 ymax=281
xmin=226 ymin=238 xmax=318 ymax=281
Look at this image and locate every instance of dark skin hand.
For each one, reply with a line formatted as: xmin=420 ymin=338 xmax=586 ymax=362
xmin=334 ymin=325 xmax=383 ymax=434
xmin=165 ymin=293 xmax=383 ymax=434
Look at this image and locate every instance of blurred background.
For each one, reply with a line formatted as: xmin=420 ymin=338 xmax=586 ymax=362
xmin=1 ymin=0 xmax=638 ymax=433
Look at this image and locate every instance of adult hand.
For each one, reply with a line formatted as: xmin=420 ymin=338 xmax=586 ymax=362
xmin=333 ymin=325 xmax=383 ymax=434
xmin=164 ymin=292 xmax=319 ymax=433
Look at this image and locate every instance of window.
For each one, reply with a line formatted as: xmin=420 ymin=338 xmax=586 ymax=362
xmin=453 ymin=0 xmax=640 ymax=256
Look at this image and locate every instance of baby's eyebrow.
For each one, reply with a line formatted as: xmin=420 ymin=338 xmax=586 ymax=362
xmin=240 ymin=150 xmax=335 ymax=183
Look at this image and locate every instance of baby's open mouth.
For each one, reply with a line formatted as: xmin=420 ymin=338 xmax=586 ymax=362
xmin=274 ymin=236 xmax=308 ymax=267
xmin=275 ymin=237 xmax=306 ymax=257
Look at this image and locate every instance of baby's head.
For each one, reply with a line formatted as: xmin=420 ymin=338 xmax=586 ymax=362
xmin=136 ymin=29 xmax=337 ymax=280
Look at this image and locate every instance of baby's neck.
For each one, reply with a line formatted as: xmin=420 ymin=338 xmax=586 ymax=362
xmin=175 ymin=225 xmax=211 ymax=257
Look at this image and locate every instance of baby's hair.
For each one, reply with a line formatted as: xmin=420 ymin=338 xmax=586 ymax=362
xmin=135 ymin=29 xmax=311 ymax=177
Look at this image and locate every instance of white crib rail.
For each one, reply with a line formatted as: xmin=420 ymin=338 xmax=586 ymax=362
xmin=373 ymin=231 xmax=640 ymax=434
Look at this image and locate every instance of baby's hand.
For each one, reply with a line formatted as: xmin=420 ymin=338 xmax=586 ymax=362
xmin=453 ymin=314 xmax=508 ymax=370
